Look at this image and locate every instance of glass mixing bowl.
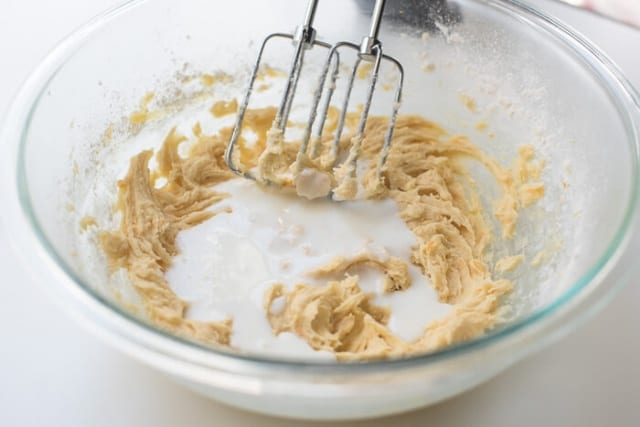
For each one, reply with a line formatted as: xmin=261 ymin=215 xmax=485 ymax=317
xmin=1 ymin=0 xmax=639 ymax=420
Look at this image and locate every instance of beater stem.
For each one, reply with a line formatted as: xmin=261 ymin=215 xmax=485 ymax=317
xmin=359 ymin=0 xmax=387 ymax=59
xmin=276 ymin=0 xmax=320 ymax=129
xmin=302 ymin=0 xmax=319 ymax=29
xmin=368 ymin=0 xmax=386 ymax=41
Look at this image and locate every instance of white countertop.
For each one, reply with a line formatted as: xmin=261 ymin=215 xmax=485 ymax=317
xmin=1 ymin=1 xmax=639 ymax=426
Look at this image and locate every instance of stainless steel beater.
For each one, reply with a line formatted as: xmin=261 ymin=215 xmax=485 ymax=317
xmin=224 ymin=0 xmax=404 ymax=195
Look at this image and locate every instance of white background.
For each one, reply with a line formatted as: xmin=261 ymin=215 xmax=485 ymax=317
xmin=1 ymin=0 xmax=639 ymax=426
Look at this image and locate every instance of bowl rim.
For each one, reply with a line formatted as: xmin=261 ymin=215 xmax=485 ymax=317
xmin=4 ymin=0 xmax=640 ymax=373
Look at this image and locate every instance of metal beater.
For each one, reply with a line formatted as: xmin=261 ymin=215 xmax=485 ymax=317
xmin=224 ymin=0 xmax=404 ymax=197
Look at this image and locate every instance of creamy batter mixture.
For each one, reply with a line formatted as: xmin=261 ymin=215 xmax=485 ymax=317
xmin=99 ymin=103 xmax=544 ymax=361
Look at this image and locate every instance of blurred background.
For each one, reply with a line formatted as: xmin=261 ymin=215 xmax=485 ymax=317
xmin=558 ymin=0 xmax=640 ymax=26
xmin=0 ymin=0 xmax=638 ymax=426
